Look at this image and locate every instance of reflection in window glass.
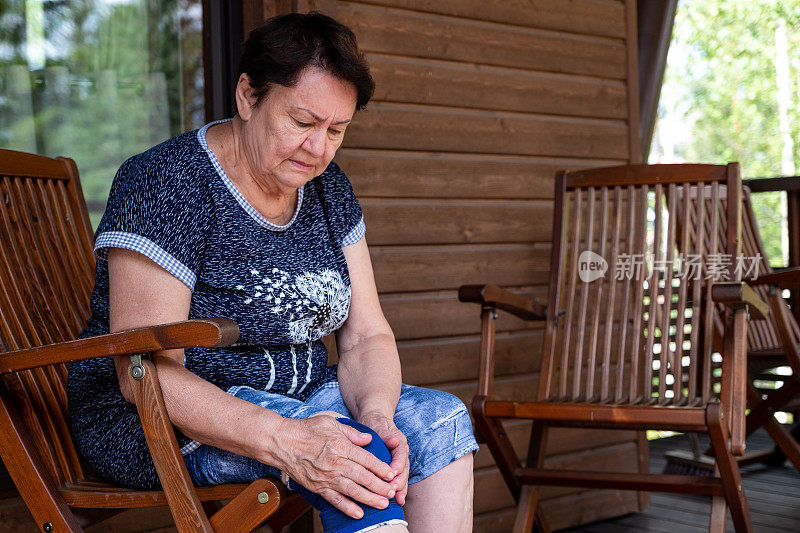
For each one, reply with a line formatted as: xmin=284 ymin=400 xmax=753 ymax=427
xmin=1 ymin=0 xmax=204 ymax=226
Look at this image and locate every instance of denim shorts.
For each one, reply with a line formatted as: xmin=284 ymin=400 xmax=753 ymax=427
xmin=184 ymin=381 xmax=479 ymax=486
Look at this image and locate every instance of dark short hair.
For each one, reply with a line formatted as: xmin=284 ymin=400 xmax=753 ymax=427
xmin=237 ymin=12 xmax=374 ymax=111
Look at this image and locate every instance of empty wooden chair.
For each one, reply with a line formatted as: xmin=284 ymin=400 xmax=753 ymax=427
xmin=739 ymin=186 xmax=800 ymax=470
xmin=459 ymin=164 xmax=767 ymax=532
xmin=0 ymin=149 xmax=308 ymax=532
xmin=666 ymin=185 xmax=800 ymax=473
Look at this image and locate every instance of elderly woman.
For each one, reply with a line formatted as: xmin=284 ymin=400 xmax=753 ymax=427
xmin=67 ymin=12 xmax=477 ymax=533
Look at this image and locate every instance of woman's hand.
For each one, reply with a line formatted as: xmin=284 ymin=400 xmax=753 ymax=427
xmin=358 ymin=412 xmax=410 ymax=506
xmin=274 ymin=415 xmax=397 ymax=518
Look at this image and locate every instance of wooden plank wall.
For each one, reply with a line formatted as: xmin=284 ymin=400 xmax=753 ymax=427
xmin=1 ymin=2 xmax=644 ymax=531
xmin=257 ymin=0 xmax=645 ymax=530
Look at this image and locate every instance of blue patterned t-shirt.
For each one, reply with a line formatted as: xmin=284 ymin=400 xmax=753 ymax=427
xmin=67 ymin=120 xmax=365 ymax=489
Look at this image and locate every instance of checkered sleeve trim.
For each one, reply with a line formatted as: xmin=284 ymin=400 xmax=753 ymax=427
xmin=94 ymin=231 xmax=197 ymax=290
xmin=179 ymin=440 xmax=202 ymax=456
xmin=342 ymin=217 xmax=365 ymax=247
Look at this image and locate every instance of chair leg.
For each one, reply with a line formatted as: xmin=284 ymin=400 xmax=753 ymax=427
xmin=526 ymin=421 xmax=549 ymax=469
xmin=525 ymin=421 xmax=550 ymax=532
xmin=709 ymin=495 xmax=727 ymax=533
xmin=0 ymin=397 xmax=84 ymax=532
xmin=534 ymin=512 xmax=552 ymax=533
xmin=763 ymin=416 xmax=800 ymax=472
xmin=707 ymin=406 xmax=753 ymax=533
xmin=512 ymin=485 xmax=539 ymax=533
xmin=264 ymin=493 xmax=311 ymax=532
xmin=741 ymin=381 xmax=800 ymax=471
xmin=473 ymin=396 xmax=521 ymax=497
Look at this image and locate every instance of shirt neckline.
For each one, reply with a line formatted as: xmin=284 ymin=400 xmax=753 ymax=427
xmin=198 ymin=119 xmax=304 ymax=232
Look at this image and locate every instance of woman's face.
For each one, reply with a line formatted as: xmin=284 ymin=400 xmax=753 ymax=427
xmin=237 ymin=66 xmax=358 ymax=192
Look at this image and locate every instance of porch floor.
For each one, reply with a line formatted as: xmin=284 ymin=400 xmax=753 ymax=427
xmin=558 ymin=428 xmax=800 ymax=532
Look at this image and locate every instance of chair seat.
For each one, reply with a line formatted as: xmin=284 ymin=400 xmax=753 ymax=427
xmin=748 ymin=347 xmax=791 ymax=368
xmin=480 ymin=399 xmax=710 ymax=431
xmin=60 ymin=478 xmax=283 ymax=508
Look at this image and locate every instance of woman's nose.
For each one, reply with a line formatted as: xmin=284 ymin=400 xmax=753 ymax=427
xmin=303 ymin=128 xmax=326 ymax=158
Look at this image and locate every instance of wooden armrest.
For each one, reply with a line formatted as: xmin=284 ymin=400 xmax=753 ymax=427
xmin=458 ymin=284 xmax=547 ymax=321
xmin=0 ymin=318 xmax=239 ymax=375
xmin=748 ymin=266 xmax=800 ymax=289
xmin=711 ymin=282 xmax=769 ymax=320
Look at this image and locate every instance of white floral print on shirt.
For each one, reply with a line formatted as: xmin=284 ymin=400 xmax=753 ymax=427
xmin=243 ymin=267 xmax=350 ymax=343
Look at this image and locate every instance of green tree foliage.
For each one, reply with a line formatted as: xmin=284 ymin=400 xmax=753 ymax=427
xmin=653 ymin=0 xmax=800 ymax=266
xmin=1 ymin=0 xmax=204 ymax=226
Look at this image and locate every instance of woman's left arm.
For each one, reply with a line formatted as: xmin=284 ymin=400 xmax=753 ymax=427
xmin=337 ymin=237 xmax=410 ymax=504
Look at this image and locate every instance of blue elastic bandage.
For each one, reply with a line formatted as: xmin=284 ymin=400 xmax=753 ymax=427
xmin=288 ymin=418 xmax=406 ymax=533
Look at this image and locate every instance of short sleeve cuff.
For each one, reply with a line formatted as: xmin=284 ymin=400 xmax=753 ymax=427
xmin=342 ymin=217 xmax=365 ymax=247
xmin=179 ymin=440 xmax=202 ymax=455
xmin=94 ymin=231 xmax=197 ymax=290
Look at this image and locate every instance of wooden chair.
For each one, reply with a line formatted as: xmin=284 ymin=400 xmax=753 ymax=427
xmin=666 ymin=185 xmax=800 ymax=473
xmin=459 ymin=164 xmax=768 ymax=532
xmin=739 ymin=186 xmax=800 ymax=470
xmin=0 ymin=149 xmax=309 ymax=532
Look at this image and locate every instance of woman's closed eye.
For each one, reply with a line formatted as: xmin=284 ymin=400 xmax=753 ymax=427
xmin=294 ymin=118 xmax=312 ymax=128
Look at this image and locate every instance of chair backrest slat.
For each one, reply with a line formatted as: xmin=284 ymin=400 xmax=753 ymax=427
xmin=659 ymin=184 xmax=680 ymax=403
xmin=586 ymin=187 xmax=609 ymax=399
xmin=672 ymin=182 xmax=692 ymax=402
xmin=613 ymin=187 xmax=634 ymax=401
xmin=572 ymin=187 xmax=595 ymax=400
xmin=600 ymin=186 xmax=622 ymax=401
xmin=641 ymin=184 xmax=663 ymax=402
xmin=701 ymin=182 xmax=721 ymax=405
xmin=687 ymin=182 xmax=706 ymax=401
xmin=0 ymin=149 xmax=95 ymax=484
xmin=627 ymin=186 xmax=648 ymax=402
xmin=538 ymin=164 xmax=742 ymax=414
xmin=557 ymin=188 xmax=581 ymax=398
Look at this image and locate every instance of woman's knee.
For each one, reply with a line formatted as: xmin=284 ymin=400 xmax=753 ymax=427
xmin=395 ymin=386 xmax=478 ymax=484
xmin=398 ymin=387 xmax=472 ymax=437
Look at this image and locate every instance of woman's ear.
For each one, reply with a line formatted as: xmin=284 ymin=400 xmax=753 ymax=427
xmin=235 ymin=73 xmax=257 ymax=120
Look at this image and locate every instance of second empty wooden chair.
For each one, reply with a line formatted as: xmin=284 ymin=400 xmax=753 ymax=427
xmin=460 ymin=164 xmax=767 ymax=532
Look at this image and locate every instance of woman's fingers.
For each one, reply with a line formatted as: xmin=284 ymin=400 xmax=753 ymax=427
xmin=316 ymin=470 xmax=393 ymax=519
xmin=340 ymin=422 xmax=373 ymax=447
xmin=397 ymin=460 xmax=410 ymax=505
xmin=385 ymin=436 xmax=409 ymax=505
xmin=337 ymin=477 xmax=391 ymax=509
xmin=318 ymin=488 xmax=365 ymax=519
xmin=387 ymin=440 xmax=407 ymax=476
xmin=355 ymin=415 xmax=410 ymax=504
xmin=345 ymin=440 xmax=396 ymax=481
xmin=347 ymin=462 xmax=396 ymax=499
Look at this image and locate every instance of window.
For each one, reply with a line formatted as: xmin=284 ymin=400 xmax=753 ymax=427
xmin=1 ymin=0 xmax=205 ymax=226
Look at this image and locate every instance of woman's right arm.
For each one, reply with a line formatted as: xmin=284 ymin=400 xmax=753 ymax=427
xmin=108 ymin=247 xmax=395 ymax=517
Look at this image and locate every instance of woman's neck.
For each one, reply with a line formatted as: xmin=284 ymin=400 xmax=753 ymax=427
xmin=208 ymin=118 xmax=298 ymax=225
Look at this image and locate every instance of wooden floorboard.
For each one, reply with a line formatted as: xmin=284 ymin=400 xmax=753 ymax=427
xmin=558 ymin=428 xmax=800 ymax=532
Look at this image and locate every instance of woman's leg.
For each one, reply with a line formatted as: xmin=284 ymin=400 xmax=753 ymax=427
xmin=404 ymin=452 xmax=473 ymax=532
xmin=390 ymin=385 xmax=477 ymax=532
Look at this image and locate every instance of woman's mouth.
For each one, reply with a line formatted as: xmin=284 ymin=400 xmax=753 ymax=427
xmin=290 ymin=160 xmax=313 ymax=171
